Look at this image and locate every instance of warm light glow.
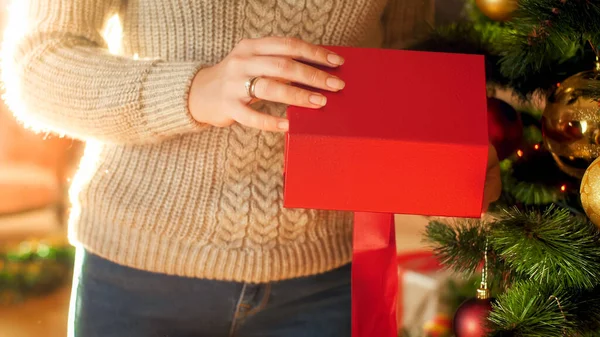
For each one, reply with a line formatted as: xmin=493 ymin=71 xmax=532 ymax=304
xmin=581 ymin=121 xmax=588 ymax=134
xmin=466 ymin=320 xmax=478 ymax=332
xmin=1 ymin=4 xmax=125 ymax=132
xmin=66 ymin=141 xmax=103 ymax=337
xmin=2 ymin=2 xmax=110 ymax=241
xmin=0 ymin=1 xmax=45 ymax=134
xmin=103 ymin=14 xmax=123 ymax=55
xmin=67 ymin=244 xmax=85 ymax=337
xmin=67 ymin=141 xmax=103 ymax=243
xmin=517 ymin=150 xmax=524 ymax=157
xmin=1 ymin=12 xmax=117 ymax=337
xmin=1 ymin=4 xmax=122 ymax=135
xmin=561 ymin=184 xmax=567 ymax=192
xmin=534 ymin=144 xmax=540 ymax=150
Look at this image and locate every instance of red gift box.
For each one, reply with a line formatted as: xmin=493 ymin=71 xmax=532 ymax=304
xmin=283 ymin=46 xmax=488 ymax=337
xmin=284 ymin=47 xmax=488 ymax=217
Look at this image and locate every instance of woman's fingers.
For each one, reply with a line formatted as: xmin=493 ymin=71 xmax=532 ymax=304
xmin=190 ymin=37 xmax=345 ymax=132
xmin=238 ymin=37 xmax=344 ymax=67
xmin=222 ymin=37 xmax=347 ymax=132
xmin=247 ymin=56 xmax=345 ymax=92
xmin=252 ymin=77 xmax=327 ymax=108
xmin=232 ymin=104 xmax=289 ymax=132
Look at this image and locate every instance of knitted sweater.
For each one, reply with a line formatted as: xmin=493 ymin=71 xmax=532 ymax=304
xmin=4 ymin=0 xmax=434 ymax=283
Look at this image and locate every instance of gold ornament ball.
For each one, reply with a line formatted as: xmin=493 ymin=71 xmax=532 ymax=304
xmin=542 ymin=69 xmax=600 ymax=179
xmin=475 ymin=0 xmax=518 ymax=21
xmin=581 ymin=157 xmax=600 ymax=226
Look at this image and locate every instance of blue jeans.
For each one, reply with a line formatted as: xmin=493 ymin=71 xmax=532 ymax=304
xmin=72 ymin=250 xmax=351 ymax=337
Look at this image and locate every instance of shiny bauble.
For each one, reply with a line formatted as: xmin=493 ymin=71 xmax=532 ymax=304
xmin=475 ymin=0 xmax=518 ymax=21
xmin=542 ymin=69 xmax=600 ymax=179
xmin=581 ymin=157 xmax=600 ymax=226
xmin=487 ymin=97 xmax=523 ymax=160
xmin=453 ymin=297 xmax=493 ymax=337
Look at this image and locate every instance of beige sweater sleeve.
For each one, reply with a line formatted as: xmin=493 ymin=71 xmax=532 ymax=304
xmin=2 ymin=0 xmax=206 ymax=144
xmin=382 ymin=0 xmax=435 ymax=49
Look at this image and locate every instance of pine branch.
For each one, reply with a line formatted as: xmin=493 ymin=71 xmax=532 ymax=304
xmin=491 ymin=206 xmax=600 ymax=289
xmin=501 ymin=170 xmax=566 ymax=205
xmin=424 ymin=220 xmax=511 ymax=286
xmin=489 ymin=281 xmax=600 ymax=336
xmin=489 ymin=281 xmax=578 ymax=337
xmin=408 ymin=0 xmax=600 ymax=98
xmin=499 ymin=0 xmax=600 ymax=92
xmin=571 ymin=287 xmax=600 ymax=333
xmin=499 ymin=148 xmax=581 ymax=206
xmin=424 ymin=220 xmax=487 ymax=275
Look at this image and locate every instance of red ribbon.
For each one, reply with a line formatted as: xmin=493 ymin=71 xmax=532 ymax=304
xmin=352 ymin=212 xmax=398 ymax=337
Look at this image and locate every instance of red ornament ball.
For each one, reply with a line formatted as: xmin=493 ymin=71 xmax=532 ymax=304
xmin=487 ymin=97 xmax=523 ymax=160
xmin=453 ymin=297 xmax=493 ymax=337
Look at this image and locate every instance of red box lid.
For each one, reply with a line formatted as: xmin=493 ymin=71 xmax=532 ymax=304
xmin=284 ymin=47 xmax=488 ymax=218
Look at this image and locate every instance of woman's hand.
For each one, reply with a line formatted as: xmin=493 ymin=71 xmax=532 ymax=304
xmin=483 ymin=144 xmax=502 ymax=213
xmin=188 ymin=37 xmax=345 ymax=132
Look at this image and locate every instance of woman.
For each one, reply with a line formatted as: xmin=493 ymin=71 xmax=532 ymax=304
xmin=4 ymin=0 xmax=501 ymax=336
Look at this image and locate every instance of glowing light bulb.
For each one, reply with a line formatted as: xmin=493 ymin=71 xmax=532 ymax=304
xmin=517 ymin=150 xmax=523 ymax=157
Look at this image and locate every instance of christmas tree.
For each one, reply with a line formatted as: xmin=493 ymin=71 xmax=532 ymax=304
xmin=408 ymin=1 xmax=600 ymax=336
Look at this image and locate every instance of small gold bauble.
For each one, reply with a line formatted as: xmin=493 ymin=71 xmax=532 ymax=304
xmin=542 ymin=69 xmax=600 ymax=179
xmin=581 ymin=157 xmax=600 ymax=226
xmin=475 ymin=0 xmax=518 ymax=22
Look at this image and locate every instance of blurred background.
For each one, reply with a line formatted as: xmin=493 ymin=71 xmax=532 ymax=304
xmin=0 ymin=1 xmax=465 ymax=336
xmin=0 ymin=1 xmax=84 ymax=336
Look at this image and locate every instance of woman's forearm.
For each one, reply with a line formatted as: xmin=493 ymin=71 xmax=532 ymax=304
xmin=2 ymin=0 xmax=207 ymax=144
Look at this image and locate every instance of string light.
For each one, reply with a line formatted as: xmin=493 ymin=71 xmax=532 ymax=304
xmin=517 ymin=149 xmax=524 ymax=157
xmin=560 ymin=184 xmax=567 ymax=192
xmin=534 ymin=144 xmax=540 ymax=150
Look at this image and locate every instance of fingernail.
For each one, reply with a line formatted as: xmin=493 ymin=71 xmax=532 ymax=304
xmin=326 ymin=77 xmax=345 ymax=90
xmin=327 ymin=53 xmax=344 ymax=66
xmin=278 ymin=120 xmax=289 ymax=131
xmin=309 ymin=94 xmax=327 ymax=106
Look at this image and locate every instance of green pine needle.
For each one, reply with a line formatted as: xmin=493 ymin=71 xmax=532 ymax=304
xmin=424 ymin=220 xmax=486 ymax=276
xmin=571 ymin=287 xmax=600 ymax=333
xmin=408 ymin=0 xmax=600 ymax=97
xmin=489 ymin=281 xmax=577 ymax=337
xmin=490 ymin=282 xmax=600 ymax=336
xmin=491 ymin=207 xmax=600 ymax=289
xmin=500 ymin=0 xmax=600 ymax=77
xmin=501 ymin=171 xmax=565 ymax=205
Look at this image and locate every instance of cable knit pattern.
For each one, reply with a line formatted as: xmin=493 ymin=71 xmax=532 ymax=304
xmin=247 ymin=104 xmax=284 ymax=251
xmin=4 ymin=0 xmax=434 ymax=282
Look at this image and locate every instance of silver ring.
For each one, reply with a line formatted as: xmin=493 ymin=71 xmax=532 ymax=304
xmin=245 ymin=76 xmax=261 ymax=98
